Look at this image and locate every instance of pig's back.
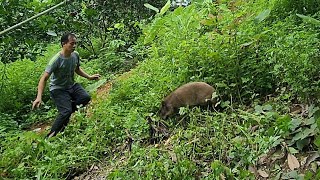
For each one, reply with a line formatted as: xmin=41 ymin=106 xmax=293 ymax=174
xmin=174 ymin=82 xmax=214 ymax=106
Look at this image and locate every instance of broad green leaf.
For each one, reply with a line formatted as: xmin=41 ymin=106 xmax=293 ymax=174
xmin=311 ymin=123 xmax=317 ymax=131
xmin=254 ymin=9 xmax=271 ymax=24
xmin=283 ymin=170 xmax=299 ymax=179
xmin=240 ymin=41 xmax=254 ymax=48
xmin=159 ymin=0 xmax=171 ymax=16
xmin=290 ymin=118 xmax=302 ymax=131
xmin=296 ymin=14 xmax=320 ymax=26
xmin=314 ymin=135 xmax=320 ymax=147
xmin=260 ymin=30 xmax=271 ymax=35
xmin=46 ymin=30 xmax=57 ymax=36
xmin=292 ymin=128 xmax=313 ymax=141
xmin=254 ymin=105 xmax=263 ymax=114
xmin=241 ymin=77 xmax=250 ymax=83
xmin=219 ymin=4 xmax=231 ymax=12
xmin=215 ymin=82 xmax=228 ymax=88
xmin=221 ymin=101 xmax=230 ymax=108
xmin=114 ymin=23 xmax=124 ymax=29
xmin=200 ymin=19 xmax=215 ymax=26
xmin=144 ymin=3 xmax=159 ymax=13
xmin=212 ymin=92 xmax=218 ymax=99
xmin=308 ymin=105 xmax=320 ymax=117
xmin=262 ymin=104 xmax=273 ymax=111
xmin=231 ymin=136 xmax=244 ymax=144
xmin=288 ymin=147 xmax=299 ymax=154
xmin=296 ymin=138 xmax=310 ymax=150
xmin=305 ymin=117 xmax=315 ymax=125
xmin=230 ymin=83 xmax=237 ymax=87
xmin=85 ymin=79 xmax=107 ymax=93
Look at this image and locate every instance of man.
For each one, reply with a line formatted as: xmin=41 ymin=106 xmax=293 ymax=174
xmin=32 ymin=33 xmax=100 ymax=138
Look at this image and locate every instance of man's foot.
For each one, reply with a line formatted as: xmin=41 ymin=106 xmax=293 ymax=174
xmin=47 ymin=131 xmax=56 ymax=138
xmin=60 ymin=125 xmax=66 ymax=133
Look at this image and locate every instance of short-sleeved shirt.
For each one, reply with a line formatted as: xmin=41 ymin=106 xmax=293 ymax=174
xmin=45 ymin=51 xmax=80 ymax=91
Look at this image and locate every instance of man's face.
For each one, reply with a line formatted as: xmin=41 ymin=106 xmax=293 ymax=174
xmin=63 ymin=36 xmax=77 ymax=52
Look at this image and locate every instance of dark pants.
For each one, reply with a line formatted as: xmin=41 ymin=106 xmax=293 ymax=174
xmin=49 ymin=83 xmax=91 ymax=137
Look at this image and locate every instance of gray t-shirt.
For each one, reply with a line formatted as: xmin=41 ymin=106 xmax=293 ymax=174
xmin=45 ymin=51 xmax=80 ymax=91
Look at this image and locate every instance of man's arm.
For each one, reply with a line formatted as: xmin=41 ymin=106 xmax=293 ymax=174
xmin=75 ymin=66 xmax=100 ymax=80
xmin=32 ymin=72 xmax=50 ymax=110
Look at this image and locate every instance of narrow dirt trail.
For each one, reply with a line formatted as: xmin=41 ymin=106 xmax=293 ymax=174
xmin=92 ymin=70 xmax=133 ymax=103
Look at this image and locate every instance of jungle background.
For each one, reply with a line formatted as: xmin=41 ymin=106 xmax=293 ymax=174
xmin=1 ymin=0 xmax=320 ymax=179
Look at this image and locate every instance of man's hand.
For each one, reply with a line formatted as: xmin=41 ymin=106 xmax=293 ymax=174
xmin=88 ymin=74 xmax=101 ymax=80
xmin=32 ymin=98 xmax=42 ymax=110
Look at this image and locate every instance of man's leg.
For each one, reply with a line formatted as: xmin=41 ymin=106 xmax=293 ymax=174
xmin=48 ymin=89 xmax=73 ymax=137
xmin=59 ymin=83 xmax=91 ymax=129
xmin=70 ymin=83 xmax=91 ymax=111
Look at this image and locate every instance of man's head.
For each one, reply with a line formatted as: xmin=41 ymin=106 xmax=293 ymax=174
xmin=61 ymin=33 xmax=77 ymax=53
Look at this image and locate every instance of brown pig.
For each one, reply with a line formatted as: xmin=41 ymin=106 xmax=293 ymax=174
xmin=160 ymin=82 xmax=215 ymax=119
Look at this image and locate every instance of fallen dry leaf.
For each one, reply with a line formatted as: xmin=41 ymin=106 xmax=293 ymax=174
xmin=301 ymin=156 xmax=308 ymax=167
xmin=258 ymin=154 xmax=268 ymax=165
xmin=287 ymin=153 xmax=300 ymax=170
xmin=164 ymin=136 xmax=172 ymax=146
xmin=250 ymin=125 xmax=259 ymax=132
xmin=248 ymin=166 xmax=258 ymax=177
xmin=248 ymin=166 xmax=257 ymax=174
xmin=271 ymin=149 xmax=286 ymax=163
xmin=257 ymin=169 xmax=269 ymax=178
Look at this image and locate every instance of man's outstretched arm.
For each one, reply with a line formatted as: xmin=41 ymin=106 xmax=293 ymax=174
xmin=32 ymin=72 xmax=50 ymax=109
xmin=75 ymin=67 xmax=100 ymax=80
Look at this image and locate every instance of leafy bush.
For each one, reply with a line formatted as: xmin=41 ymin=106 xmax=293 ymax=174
xmin=140 ymin=0 xmax=320 ymax=104
xmin=0 ymin=44 xmax=59 ymax=126
xmin=272 ymin=0 xmax=320 ymax=18
xmin=0 ymin=0 xmax=56 ymax=63
xmin=0 ymin=0 xmax=167 ymax=63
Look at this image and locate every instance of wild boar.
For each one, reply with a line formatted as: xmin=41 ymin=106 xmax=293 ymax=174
xmin=160 ymin=82 xmax=215 ymax=119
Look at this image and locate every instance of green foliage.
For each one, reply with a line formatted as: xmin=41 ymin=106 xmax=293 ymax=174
xmin=51 ymin=0 xmax=167 ymax=59
xmin=262 ymin=19 xmax=320 ymax=101
xmin=140 ymin=1 xmax=275 ymax=102
xmin=0 ymin=113 xmax=19 ymax=131
xmin=0 ymin=44 xmax=59 ymax=127
xmin=0 ymin=0 xmax=57 ymax=63
xmin=0 ymin=0 xmax=167 ymax=63
xmin=296 ymin=13 xmax=320 ymax=26
xmin=272 ymin=0 xmax=320 ymax=18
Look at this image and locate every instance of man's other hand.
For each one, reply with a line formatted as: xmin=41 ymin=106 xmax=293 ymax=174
xmin=89 ymin=74 xmax=101 ymax=80
xmin=32 ymin=98 xmax=42 ymax=110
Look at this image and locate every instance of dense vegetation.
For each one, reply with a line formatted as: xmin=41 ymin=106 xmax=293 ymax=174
xmin=1 ymin=0 xmax=320 ymax=179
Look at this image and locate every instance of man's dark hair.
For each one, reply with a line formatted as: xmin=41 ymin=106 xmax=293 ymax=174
xmin=60 ymin=33 xmax=76 ymax=47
